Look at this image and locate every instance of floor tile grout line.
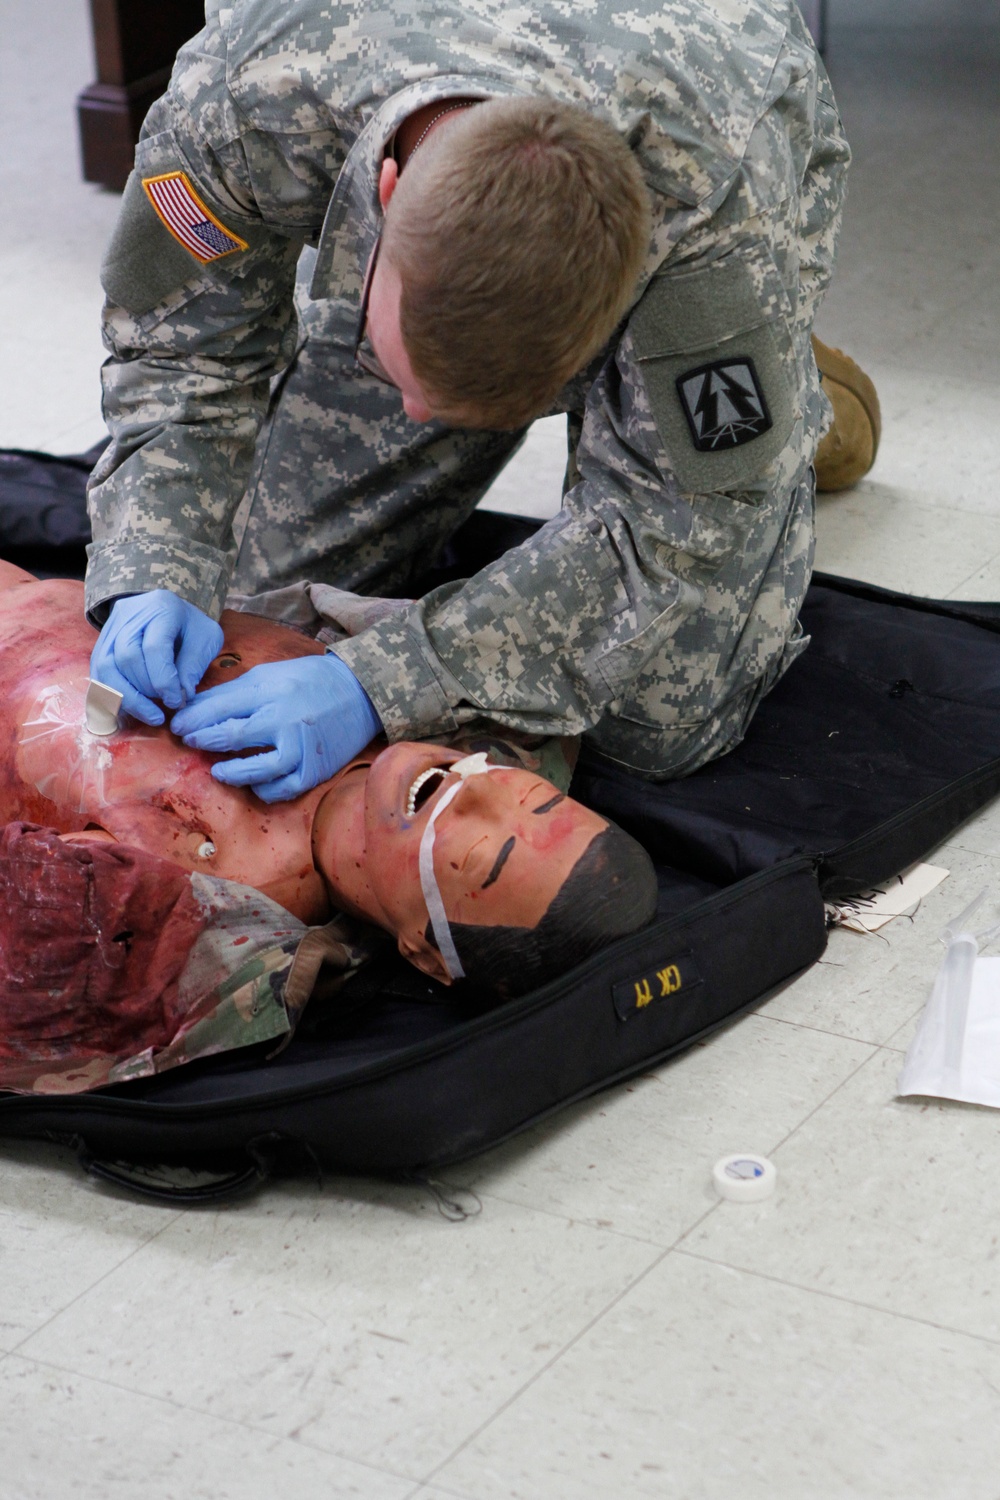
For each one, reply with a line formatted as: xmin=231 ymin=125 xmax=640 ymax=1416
xmin=5 ymin=1347 xmax=424 ymax=1492
xmin=944 ymin=551 xmax=1000 ymax=601
xmin=421 ymin=915 xmax=981 ymax=1456
xmin=0 ymin=1022 xmax=934 ymax=1476
xmin=6 ymin=1203 xmax=187 ymax=1358
xmin=819 ymin=484 xmax=1000 ymax=534
xmin=816 ymin=490 xmax=959 ymax=524
xmin=947 ymin=837 xmax=1000 ymax=861
xmin=414 ymin=1245 xmax=671 ymax=1489
xmin=403 ymin=1479 xmax=480 ymax=1500
xmin=760 ymin=1041 xmax=884 ymax=1147
xmin=754 ymin=1009 xmax=912 ymax=1049
xmin=887 ymin=282 xmax=1000 ymax=357
xmin=672 ymin=1042 xmax=884 ymax=1253
xmin=674 ymin=1247 xmax=1000 ymax=1352
xmin=442 ymin=1181 xmax=698 ymax=1252
xmin=417 ymin=1059 xmax=952 ymax=1499
xmin=879 ymin=996 xmax=946 ymax=1051
xmin=414 ymin=1204 xmax=737 ymax=1491
xmin=456 ymin=1029 xmax=893 ymax=1254
xmin=406 ymin=1479 xmax=478 ymax=1500
xmin=856 ymin=999 xmax=933 ymax=1055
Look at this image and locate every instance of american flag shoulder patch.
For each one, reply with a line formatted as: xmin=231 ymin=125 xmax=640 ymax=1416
xmin=142 ymin=171 xmax=249 ymax=264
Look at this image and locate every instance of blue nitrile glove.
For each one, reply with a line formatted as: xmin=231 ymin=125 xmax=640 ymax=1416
xmin=170 ymin=652 xmax=383 ymax=802
xmin=90 ymin=590 xmax=225 ymax=726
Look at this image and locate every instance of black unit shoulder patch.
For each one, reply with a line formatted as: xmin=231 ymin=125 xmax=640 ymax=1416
xmin=676 ymin=357 xmax=773 ymax=453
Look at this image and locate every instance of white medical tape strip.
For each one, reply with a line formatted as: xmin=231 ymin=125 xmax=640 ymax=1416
xmin=712 ymin=1153 xmax=777 ymax=1203
xmin=418 ymin=755 xmax=506 ymax=982
xmin=419 ymin=779 xmax=466 ymax=980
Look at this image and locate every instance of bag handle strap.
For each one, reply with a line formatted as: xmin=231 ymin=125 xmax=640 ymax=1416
xmin=75 ymin=1134 xmax=279 ymax=1204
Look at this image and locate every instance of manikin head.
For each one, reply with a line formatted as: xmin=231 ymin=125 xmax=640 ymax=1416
xmin=313 ymin=742 xmax=658 ymax=998
xmin=363 ymin=96 xmax=652 ymax=430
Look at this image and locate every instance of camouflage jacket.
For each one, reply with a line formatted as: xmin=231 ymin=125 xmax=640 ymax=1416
xmin=88 ymin=0 xmax=849 ymax=768
xmin=0 ymin=822 xmax=363 ymax=1095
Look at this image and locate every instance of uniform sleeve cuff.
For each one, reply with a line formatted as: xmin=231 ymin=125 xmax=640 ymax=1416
xmin=331 ymin=615 xmax=460 ymax=743
xmin=85 ymin=539 xmax=232 ymax=628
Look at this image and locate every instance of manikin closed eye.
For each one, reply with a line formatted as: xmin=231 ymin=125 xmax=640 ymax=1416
xmin=481 ymin=834 xmax=516 ymax=889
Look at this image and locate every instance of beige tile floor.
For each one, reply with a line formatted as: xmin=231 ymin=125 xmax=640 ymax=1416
xmin=1 ymin=0 xmax=999 ymax=1495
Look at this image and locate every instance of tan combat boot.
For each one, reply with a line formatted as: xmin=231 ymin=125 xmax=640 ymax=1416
xmin=812 ymin=335 xmax=882 ymax=492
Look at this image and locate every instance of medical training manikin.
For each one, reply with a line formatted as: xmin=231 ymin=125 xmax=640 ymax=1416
xmin=0 ymin=560 xmax=655 ymax=1093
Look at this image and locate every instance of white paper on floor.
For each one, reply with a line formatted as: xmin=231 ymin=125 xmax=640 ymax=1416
xmin=898 ymin=887 xmax=1000 ymax=1108
xmin=899 ymin=955 xmax=1000 ymax=1109
xmin=825 ymin=862 xmax=949 ymax=933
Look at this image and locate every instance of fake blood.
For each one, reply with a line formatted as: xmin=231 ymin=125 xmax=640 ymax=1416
xmin=0 ymin=823 xmax=207 ymax=1083
xmin=0 ymin=581 xmax=333 ymax=924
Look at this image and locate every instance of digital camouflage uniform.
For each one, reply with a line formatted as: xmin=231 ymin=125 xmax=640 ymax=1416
xmin=88 ymin=0 xmax=850 ymax=779
xmin=0 ymin=821 xmax=366 ymax=1095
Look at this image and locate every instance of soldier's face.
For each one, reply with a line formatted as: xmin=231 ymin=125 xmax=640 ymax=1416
xmin=364 ymin=252 xmax=437 ymax=424
xmin=314 ymin=741 xmax=607 ymax=983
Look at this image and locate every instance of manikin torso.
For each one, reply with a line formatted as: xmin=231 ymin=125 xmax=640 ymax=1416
xmin=0 ymin=568 xmax=331 ymax=922
xmin=0 ymin=565 xmax=610 ymax=971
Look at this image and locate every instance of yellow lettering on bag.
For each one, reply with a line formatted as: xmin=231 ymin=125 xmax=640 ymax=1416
xmin=658 ymin=965 xmax=682 ymax=997
xmin=634 ymin=978 xmax=654 ymax=1009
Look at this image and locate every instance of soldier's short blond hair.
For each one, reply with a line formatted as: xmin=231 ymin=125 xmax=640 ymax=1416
xmin=382 ymin=97 xmax=652 ymax=430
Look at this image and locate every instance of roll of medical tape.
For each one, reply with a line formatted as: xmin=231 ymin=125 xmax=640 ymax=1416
xmin=712 ymin=1153 xmax=777 ymax=1202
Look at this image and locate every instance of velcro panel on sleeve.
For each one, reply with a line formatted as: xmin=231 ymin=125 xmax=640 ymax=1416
xmin=101 ymin=133 xmax=270 ymax=316
xmin=629 ymin=249 xmax=798 ymax=493
xmin=101 ymin=167 xmax=208 ymax=314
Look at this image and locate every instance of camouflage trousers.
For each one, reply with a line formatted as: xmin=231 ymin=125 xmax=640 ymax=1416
xmin=231 ymin=283 xmax=817 ymax=781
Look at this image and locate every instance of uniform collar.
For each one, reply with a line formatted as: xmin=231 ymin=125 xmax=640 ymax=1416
xmin=308 ymin=74 xmax=519 ymax=340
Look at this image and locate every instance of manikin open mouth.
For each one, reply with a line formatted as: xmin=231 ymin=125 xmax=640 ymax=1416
xmin=405 ymin=765 xmax=450 ymax=817
xmin=405 ymin=751 xmax=494 ymax=818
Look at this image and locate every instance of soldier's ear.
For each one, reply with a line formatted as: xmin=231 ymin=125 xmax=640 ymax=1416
xmin=378 ymin=158 xmax=399 ymax=212
xmin=397 ymin=927 xmax=453 ymax=986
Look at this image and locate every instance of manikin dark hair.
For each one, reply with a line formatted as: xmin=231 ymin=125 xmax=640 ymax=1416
xmin=427 ymin=820 xmax=657 ymax=1000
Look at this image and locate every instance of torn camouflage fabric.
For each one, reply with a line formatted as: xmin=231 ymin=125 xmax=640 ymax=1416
xmin=88 ymin=0 xmax=849 ymax=780
xmin=0 ymin=823 xmax=365 ymax=1095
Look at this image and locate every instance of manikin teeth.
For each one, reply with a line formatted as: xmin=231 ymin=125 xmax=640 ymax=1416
xmin=405 ymin=754 xmax=493 ymax=817
xmin=405 ymin=766 xmax=448 ymax=817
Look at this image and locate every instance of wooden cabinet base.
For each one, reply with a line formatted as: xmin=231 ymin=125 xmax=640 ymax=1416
xmin=77 ymin=73 xmax=171 ymax=192
xmin=77 ymin=0 xmax=204 ymax=192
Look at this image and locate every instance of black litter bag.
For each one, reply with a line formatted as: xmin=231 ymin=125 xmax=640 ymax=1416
xmin=0 ymin=443 xmax=100 ymax=579
xmin=1 ymin=489 xmax=999 ymax=1197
